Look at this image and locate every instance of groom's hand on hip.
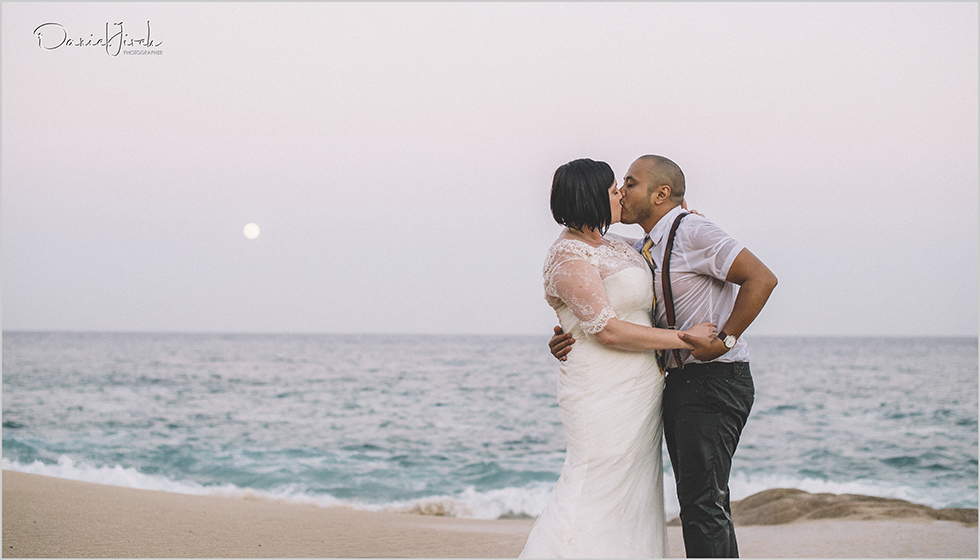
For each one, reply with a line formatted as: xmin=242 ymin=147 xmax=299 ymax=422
xmin=680 ymin=332 xmax=729 ymax=362
xmin=549 ymin=326 xmax=575 ymax=361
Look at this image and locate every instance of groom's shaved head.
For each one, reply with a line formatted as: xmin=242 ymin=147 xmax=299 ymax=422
xmin=638 ymin=155 xmax=686 ymax=203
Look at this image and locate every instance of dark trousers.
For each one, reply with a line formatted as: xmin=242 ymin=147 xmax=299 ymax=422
xmin=663 ymin=362 xmax=754 ymax=558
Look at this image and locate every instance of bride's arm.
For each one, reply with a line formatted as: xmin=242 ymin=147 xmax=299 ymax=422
xmin=549 ymin=256 xmax=714 ymax=352
xmin=595 ymin=318 xmax=715 ymax=352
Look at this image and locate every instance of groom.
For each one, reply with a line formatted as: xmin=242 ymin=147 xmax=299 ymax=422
xmin=548 ymin=155 xmax=777 ymax=558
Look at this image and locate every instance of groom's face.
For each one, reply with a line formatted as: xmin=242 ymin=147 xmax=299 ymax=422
xmin=619 ymin=159 xmax=655 ymax=225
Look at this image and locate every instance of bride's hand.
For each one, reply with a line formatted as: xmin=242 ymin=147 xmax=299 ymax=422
xmin=684 ymin=322 xmax=717 ymax=340
xmin=678 ymin=323 xmax=717 ymax=357
xmin=681 ymin=200 xmax=706 ymax=218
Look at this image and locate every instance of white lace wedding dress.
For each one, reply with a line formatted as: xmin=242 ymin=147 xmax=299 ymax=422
xmin=520 ymin=233 xmax=668 ymax=558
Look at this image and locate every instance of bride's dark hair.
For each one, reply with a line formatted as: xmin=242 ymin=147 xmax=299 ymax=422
xmin=550 ymin=158 xmax=615 ymax=235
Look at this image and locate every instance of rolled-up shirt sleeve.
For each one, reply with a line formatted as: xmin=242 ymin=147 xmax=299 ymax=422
xmin=683 ymin=218 xmax=744 ymax=281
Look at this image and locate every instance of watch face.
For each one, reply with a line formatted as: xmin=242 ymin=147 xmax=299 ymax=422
xmin=724 ymin=335 xmax=737 ymax=349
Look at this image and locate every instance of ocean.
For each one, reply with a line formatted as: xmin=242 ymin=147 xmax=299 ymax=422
xmin=2 ymin=332 xmax=977 ymax=519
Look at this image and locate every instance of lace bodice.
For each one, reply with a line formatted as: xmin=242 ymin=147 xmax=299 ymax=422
xmin=543 ymin=232 xmax=650 ymax=334
xmin=527 ymin=231 xmax=668 ymax=557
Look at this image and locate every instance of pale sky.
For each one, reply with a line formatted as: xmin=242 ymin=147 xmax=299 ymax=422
xmin=2 ymin=2 xmax=978 ymax=337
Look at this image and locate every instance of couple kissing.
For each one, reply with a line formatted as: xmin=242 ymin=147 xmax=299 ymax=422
xmin=520 ymin=155 xmax=777 ymax=558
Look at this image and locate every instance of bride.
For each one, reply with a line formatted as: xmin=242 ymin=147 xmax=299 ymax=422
xmin=520 ymin=158 xmax=715 ymax=558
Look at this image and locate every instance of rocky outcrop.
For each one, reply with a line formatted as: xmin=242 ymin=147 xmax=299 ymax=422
xmin=667 ymin=488 xmax=978 ymax=527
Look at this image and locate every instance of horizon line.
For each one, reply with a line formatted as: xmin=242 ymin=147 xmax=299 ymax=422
xmin=2 ymin=329 xmax=978 ymax=340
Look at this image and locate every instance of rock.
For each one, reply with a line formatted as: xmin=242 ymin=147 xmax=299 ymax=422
xmin=730 ymin=489 xmax=979 ymax=527
xmin=666 ymin=489 xmax=978 ymax=527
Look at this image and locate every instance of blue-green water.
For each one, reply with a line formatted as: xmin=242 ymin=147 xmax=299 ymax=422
xmin=2 ymin=333 xmax=976 ymax=518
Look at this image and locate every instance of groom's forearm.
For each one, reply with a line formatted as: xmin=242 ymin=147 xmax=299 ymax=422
xmin=687 ymin=253 xmax=775 ymax=362
xmin=722 ymin=278 xmax=776 ymax=339
xmin=721 ymin=248 xmax=778 ymax=340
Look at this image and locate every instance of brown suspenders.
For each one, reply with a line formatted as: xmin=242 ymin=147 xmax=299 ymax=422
xmin=662 ymin=212 xmax=688 ymax=371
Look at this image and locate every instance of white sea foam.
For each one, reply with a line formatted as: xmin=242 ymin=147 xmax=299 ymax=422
xmin=4 ymin=456 xmax=213 ymax=495
xmin=0 ymin=456 xmax=348 ymax=507
xmin=1 ymin=456 xmax=554 ymax=519
xmin=6 ymin=455 xmax=954 ymax=524
xmin=375 ymin=484 xmax=555 ymax=519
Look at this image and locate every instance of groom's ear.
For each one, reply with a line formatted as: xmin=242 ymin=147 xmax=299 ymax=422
xmin=653 ymin=184 xmax=672 ymax=205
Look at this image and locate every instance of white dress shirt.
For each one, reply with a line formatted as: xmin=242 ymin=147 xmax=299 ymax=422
xmin=632 ymin=205 xmax=748 ymax=366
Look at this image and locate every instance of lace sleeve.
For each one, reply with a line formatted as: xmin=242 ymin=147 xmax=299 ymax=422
xmin=544 ymin=243 xmax=617 ymax=334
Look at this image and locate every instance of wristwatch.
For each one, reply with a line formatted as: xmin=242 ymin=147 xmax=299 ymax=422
xmin=719 ymin=331 xmax=737 ymax=349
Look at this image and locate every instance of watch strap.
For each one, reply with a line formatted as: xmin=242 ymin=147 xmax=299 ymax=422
xmin=719 ymin=331 xmax=736 ymax=349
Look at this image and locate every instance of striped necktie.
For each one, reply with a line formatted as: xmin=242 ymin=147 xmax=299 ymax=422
xmin=640 ymin=236 xmax=656 ymax=308
xmin=641 ymin=236 xmax=655 ymax=268
xmin=641 ymin=236 xmax=667 ymax=372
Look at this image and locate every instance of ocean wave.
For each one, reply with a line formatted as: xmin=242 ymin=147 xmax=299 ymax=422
xmin=0 ymin=456 xmax=343 ymax=506
xmin=3 ymin=455 xmax=973 ymax=520
xmin=375 ymin=484 xmax=554 ymax=519
xmin=0 ymin=456 xmax=554 ymax=519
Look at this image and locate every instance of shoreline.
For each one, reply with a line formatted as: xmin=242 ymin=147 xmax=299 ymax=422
xmin=3 ymin=470 xmax=977 ymax=558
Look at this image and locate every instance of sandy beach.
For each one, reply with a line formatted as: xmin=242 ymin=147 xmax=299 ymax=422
xmin=3 ymin=470 xmax=976 ymax=558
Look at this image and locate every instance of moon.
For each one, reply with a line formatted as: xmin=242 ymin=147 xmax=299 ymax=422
xmin=243 ymin=223 xmax=260 ymax=240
